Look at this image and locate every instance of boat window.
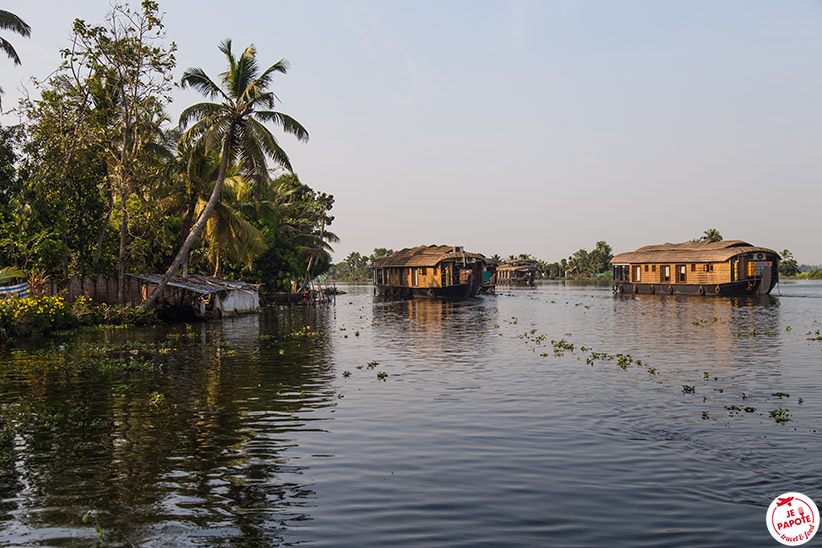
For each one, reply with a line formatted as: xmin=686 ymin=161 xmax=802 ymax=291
xmin=662 ymin=265 xmax=670 ymax=282
xmin=651 ymin=265 xmax=656 ymax=272
xmin=634 ymin=266 xmax=641 ymax=282
xmin=677 ymin=265 xmax=686 ymax=283
xmin=691 ymin=264 xmax=696 ymax=272
xmin=644 ymin=265 xmax=649 ymax=272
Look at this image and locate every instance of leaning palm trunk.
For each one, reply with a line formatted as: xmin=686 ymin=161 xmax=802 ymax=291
xmin=140 ymin=40 xmax=307 ymax=309
xmin=300 ymin=218 xmax=325 ymax=292
xmin=142 ymin=126 xmax=234 ymax=308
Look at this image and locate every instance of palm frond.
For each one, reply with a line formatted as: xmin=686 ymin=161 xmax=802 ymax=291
xmin=180 ymin=68 xmax=229 ymax=102
xmin=245 ymin=117 xmax=293 ymax=171
xmin=255 ymin=110 xmax=309 ymax=142
xmin=0 ymin=266 xmax=25 ymax=284
xmin=178 ymin=101 xmax=225 ymax=129
xmin=0 ymin=36 xmax=21 ymax=65
xmin=0 ymin=11 xmax=31 ymax=36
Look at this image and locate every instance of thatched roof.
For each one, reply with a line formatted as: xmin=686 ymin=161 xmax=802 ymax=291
xmin=499 ymin=259 xmax=538 ymax=272
xmin=612 ymin=240 xmax=778 ymax=264
xmin=371 ymin=245 xmax=488 ymax=268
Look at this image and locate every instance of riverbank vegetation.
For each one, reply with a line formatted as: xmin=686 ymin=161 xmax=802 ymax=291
xmin=0 ymin=1 xmax=335 ymax=303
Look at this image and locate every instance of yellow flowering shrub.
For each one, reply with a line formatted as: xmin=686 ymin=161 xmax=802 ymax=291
xmin=0 ymin=296 xmax=74 ymax=334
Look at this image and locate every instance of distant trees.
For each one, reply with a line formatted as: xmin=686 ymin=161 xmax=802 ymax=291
xmin=564 ymin=241 xmax=613 ymax=277
xmin=779 ymin=249 xmax=800 ymax=277
xmin=700 ymin=228 xmax=723 ymax=243
xmin=328 ymin=248 xmax=394 ymax=281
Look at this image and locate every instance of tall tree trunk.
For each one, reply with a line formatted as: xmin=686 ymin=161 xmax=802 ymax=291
xmin=141 ymin=125 xmax=235 ymax=308
xmin=300 ymin=218 xmax=325 ymax=292
xmin=92 ymin=181 xmax=114 ymax=266
xmin=118 ymin=191 xmax=128 ymax=305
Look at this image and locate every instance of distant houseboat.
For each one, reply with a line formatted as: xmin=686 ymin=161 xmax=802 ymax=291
xmin=497 ymin=259 xmax=538 ymax=286
xmin=371 ymin=245 xmax=493 ymax=298
xmin=611 ymin=240 xmax=779 ymax=296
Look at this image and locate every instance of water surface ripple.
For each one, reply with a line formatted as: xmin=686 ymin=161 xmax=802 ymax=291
xmin=0 ymin=280 xmax=820 ymax=546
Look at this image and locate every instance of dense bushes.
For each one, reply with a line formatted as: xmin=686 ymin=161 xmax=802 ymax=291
xmin=0 ymin=296 xmax=73 ymax=336
xmin=0 ymin=296 xmax=158 ymax=340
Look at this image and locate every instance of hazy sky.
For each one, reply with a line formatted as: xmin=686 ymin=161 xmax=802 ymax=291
xmin=2 ymin=0 xmax=821 ymax=264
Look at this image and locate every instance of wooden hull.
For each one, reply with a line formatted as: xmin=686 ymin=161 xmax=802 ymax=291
xmin=613 ymin=277 xmax=777 ymax=296
xmin=497 ymin=279 xmax=535 ymax=286
xmin=375 ymin=282 xmax=475 ymax=299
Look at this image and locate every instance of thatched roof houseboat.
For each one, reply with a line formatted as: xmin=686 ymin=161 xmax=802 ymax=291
xmin=497 ymin=259 xmax=538 ymax=286
xmin=611 ymin=240 xmax=779 ymax=296
xmin=371 ymin=245 xmax=492 ymax=298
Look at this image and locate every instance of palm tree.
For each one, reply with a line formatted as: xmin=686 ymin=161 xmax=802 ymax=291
xmin=0 ymin=10 xmax=31 ymax=109
xmin=701 ymin=228 xmax=723 ymax=243
xmin=143 ymin=40 xmax=308 ymax=307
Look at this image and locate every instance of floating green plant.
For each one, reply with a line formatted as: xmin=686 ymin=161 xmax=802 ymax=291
xmin=769 ymin=408 xmax=792 ymax=424
xmin=377 ymin=372 xmax=388 ymax=381
xmin=342 ymin=371 xmax=351 ymax=378
xmin=148 ymin=392 xmax=166 ymax=408
xmin=772 ymin=392 xmax=790 ymax=399
xmin=367 ymin=361 xmax=379 ymax=369
xmin=682 ymin=385 xmax=695 ymax=394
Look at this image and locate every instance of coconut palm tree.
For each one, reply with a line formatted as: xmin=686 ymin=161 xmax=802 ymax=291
xmin=0 ymin=10 xmax=31 ymax=109
xmin=143 ymin=39 xmax=308 ymax=307
xmin=701 ymin=228 xmax=723 ymax=243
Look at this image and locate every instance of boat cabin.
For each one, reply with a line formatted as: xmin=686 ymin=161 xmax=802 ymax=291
xmin=497 ymin=259 xmax=538 ymax=285
xmin=611 ymin=240 xmax=779 ymax=296
xmin=371 ymin=245 xmax=492 ymax=298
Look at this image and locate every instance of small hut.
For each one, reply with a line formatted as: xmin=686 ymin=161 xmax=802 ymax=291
xmin=128 ymin=274 xmax=260 ymax=317
xmin=611 ymin=240 xmax=779 ymax=296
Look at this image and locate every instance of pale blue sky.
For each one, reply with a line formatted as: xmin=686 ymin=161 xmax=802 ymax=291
xmin=3 ymin=1 xmax=821 ymax=264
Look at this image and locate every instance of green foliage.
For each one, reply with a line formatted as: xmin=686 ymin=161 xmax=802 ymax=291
xmin=779 ymin=249 xmax=800 ymax=277
xmin=71 ymin=296 xmax=158 ymax=326
xmin=328 ymin=248 xmax=393 ymax=281
xmin=0 ymin=296 xmax=75 ymax=335
xmin=565 ymin=241 xmax=613 ymax=277
xmin=700 ymin=228 xmax=723 ymax=243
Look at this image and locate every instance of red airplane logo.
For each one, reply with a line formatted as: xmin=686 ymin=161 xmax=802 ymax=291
xmin=777 ymin=497 xmax=795 ymax=507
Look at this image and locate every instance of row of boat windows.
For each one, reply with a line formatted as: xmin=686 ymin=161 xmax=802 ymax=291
xmin=614 ymin=264 xmax=715 ymax=283
xmin=614 ymin=260 xmax=771 ymax=283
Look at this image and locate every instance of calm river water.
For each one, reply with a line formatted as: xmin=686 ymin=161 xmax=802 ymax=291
xmin=0 ymin=280 xmax=821 ymax=547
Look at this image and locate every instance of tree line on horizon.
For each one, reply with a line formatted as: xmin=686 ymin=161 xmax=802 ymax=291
xmin=329 ymin=231 xmax=821 ymax=282
xmin=0 ymin=2 xmax=337 ymax=302
xmin=327 ymin=241 xmax=616 ymax=281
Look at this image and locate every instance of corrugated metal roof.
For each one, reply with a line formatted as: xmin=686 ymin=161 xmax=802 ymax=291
xmin=611 ymin=240 xmax=779 ymax=264
xmin=127 ymin=274 xmax=260 ymax=295
xmin=371 ymin=245 xmax=488 ymax=268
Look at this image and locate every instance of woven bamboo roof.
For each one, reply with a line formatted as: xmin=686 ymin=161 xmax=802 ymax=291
xmin=371 ymin=245 xmax=488 ymax=268
xmin=612 ymin=240 xmax=778 ymax=264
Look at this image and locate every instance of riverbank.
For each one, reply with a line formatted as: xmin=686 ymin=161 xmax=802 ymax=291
xmin=0 ymin=295 xmax=158 ymax=342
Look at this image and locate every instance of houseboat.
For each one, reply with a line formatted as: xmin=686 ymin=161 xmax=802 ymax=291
xmin=611 ymin=240 xmax=779 ymax=296
xmin=497 ymin=259 xmax=538 ymax=286
xmin=371 ymin=245 xmax=493 ymax=298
